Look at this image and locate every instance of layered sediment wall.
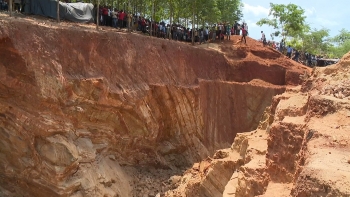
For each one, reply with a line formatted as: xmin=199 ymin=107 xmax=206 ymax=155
xmin=0 ymin=14 xmax=308 ymax=197
xmin=166 ymin=55 xmax=350 ymax=197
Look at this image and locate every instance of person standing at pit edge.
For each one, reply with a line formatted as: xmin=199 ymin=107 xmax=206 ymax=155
xmin=241 ymin=26 xmax=247 ymax=44
xmin=244 ymin=22 xmax=248 ymax=36
xmin=118 ymin=10 xmax=126 ymax=29
xmin=211 ymin=24 xmax=216 ymax=41
xmin=226 ymin=23 xmax=231 ymax=40
xmin=234 ymin=21 xmax=239 ymax=35
xmin=204 ymin=27 xmax=209 ymax=42
xmin=112 ymin=8 xmax=118 ymax=28
xmin=261 ymin=31 xmax=266 ymax=46
xmin=287 ymin=45 xmax=292 ymax=58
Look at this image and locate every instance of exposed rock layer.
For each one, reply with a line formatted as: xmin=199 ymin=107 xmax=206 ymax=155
xmin=168 ymin=54 xmax=350 ymax=196
xmin=0 ymin=13 xmax=309 ymax=196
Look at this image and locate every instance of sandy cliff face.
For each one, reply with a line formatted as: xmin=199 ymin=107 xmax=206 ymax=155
xmin=290 ymin=53 xmax=350 ymax=197
xmin=166 ymin=55 xmax=350 ymax=197
xmin=0 ymin=13 xmax=308 ymax=197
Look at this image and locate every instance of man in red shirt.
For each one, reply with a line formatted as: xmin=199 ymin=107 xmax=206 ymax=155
xmin=118 ymin=10 xmax=125 ymax=29
xmin=241 ymin=27 xmax=247 ymax=44
xmin=102 ymin=6 xmax=108 ymax=26
xmin=141 ymin=17 xmax=146 ymax=33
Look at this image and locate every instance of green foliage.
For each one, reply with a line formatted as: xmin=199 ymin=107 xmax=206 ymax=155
xmin=329 ymin=29 xmax=350 ymax=58
xmin=332 ymin=40 xmax=350 ymax=58
xmin=255 ymin=3 xmax=350 ymax=59
xmin=89 ymin=0 xmax=242 ymax=27
xmin=217 ymin=0 xmax=242 ymax=24
xmin=300 ymin=28 xmax=330 ymax=55
xmin=257 ymin=3 xmax=306 ymax=39
xmin=289 ymin=27 xmax=350 ymax=58
xmin=197 ymin=0 xmax=221 ymax=25
xmin=331 ymin=29 xmax=350 ymax=45
xmin=287 ymin=39 xmax=303 ymax=50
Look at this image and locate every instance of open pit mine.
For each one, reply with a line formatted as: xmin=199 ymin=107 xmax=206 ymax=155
xmin=0 ymin=13 xmax=349 ymax=197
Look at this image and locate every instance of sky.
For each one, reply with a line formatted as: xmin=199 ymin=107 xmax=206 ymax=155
xmin=241 ymin=0 xmax=349 ymax=41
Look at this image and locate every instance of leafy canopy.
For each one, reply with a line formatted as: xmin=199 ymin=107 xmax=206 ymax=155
xmin=294 ymin=28 xmax=330 ymax=55
xmin=257 ymin=3 xmax=306 ymax=39
xmin=329 ymin=29 xmax=350 ymax=58
xmin=85 ymin=0 xmax=242 ymax=27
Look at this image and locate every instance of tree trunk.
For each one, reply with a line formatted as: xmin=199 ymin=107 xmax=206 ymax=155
xmin=169 ymin=4 xmax=172 ymax=39
xmin=127 ymin=0 xmax=130 ymax=32
xmin=191 ymin=0 xmax=195 ymax=45
xmin=150 ymin=0 xmax=154 ymax=37
xmin=57 ymin=0 xmax=60 ymax=23
xmin=9 ymin=0 xmax=12 ymax=17
xmin=96 ymin=0 xmax=99 ymax=30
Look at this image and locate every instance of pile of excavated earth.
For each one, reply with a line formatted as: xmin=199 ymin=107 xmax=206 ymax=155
xmin=0 ymin=12 xmax=349 ymax=197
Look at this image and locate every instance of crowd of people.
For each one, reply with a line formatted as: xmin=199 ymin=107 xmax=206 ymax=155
xmin=2 ymin=2 xmax=328 ymax=67
xmin=2 ymin=1 xmax=250 ymax=45
xmin=94 ymin=6 xmax=250 ymax=44
xmin=0 ymin=0 xmax=25 ymax=12
xmin=0 ymin=0 xmax=78 ymax=12
xmin=0 ymin=0 xmax=9 ymax=11
xmin=255 ymin=30 xmax=330 ymax=67
xmin=262 ymin=38 xmax=325 ymax=67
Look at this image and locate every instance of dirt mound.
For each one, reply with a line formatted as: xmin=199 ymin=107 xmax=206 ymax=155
xmin=0 ymin=13 xmax=312 ymax=197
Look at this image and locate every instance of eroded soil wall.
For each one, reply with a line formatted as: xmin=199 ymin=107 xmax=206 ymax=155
xmin=0 ymin=15 xmax=301 ymax=196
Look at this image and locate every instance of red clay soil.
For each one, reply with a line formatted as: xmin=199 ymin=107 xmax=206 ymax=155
xmin=219 ymin=35 xmax=309 ymax=86
xmin=165 ymin=54 xmax=350 ymax=197
xmin=0 ymin=12 xmax=311 ymax=197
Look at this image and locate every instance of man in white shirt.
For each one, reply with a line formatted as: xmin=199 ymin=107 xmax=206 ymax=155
xmin=204 ymin=27 xmax=209 ymax=42
xmin=14 ymin=0 xmax=21 ymax=12
xmin=218 ymin=23 xmax=222 ymax=41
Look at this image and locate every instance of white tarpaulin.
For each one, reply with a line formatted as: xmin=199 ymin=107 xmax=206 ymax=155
xmin=26 ymin=0 xmax=94 ymax=23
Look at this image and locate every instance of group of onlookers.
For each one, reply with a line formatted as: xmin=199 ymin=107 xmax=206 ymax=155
xmin=259 ymin=35 xmax=321 ymax=67
xmin=92 ymin=7 xmax=250 ymax=45
xmin=0 ymin=0 xmax=8 ymax=11
xmin=289 ymin=47 xmax=318 ymax=67
xmin=94 ymin=5 xmax=132 ymax=28
xmin=0 ymin=0 xmax=24 ymax=12
xmin=131 ymin=19 xmax=249 ymax=44
xmin=279 ymin=42 xmax=318 ymax=67
xmin=4 ymin=2 xmax=322 ymax=66
xmin=1 ymin=1 xmax=251 ymax=45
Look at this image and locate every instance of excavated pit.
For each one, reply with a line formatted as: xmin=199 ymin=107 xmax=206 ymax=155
xmin=0 ymin=14 xmax=310 ymax=197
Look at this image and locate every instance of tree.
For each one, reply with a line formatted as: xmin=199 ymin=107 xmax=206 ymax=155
xmin=96 ymin=0 xmax=99 ymax=30
xmin=300 ymin=28 xmax=330 ymax=55
xmin=57 ymin=0 xmax=60 ymax=23
xmin=9 ymin=0 xmax=12 ymax=17
xmin=331 ymin=29 xmax=350 ymax=45
xmin=85 ymin=0 xmax=243 ymax=41
xmin=191 ymin=0 xmax=195 ymax=45
xmin=217 ymin=0 xmax=242 ymax=24
xmin=329 ymin=29 xmax=350 ymax=58
xmin=197 ymin=0 xmax=221 ymax=26
xmin=257 ymin=3 xmax=306 ymax=40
